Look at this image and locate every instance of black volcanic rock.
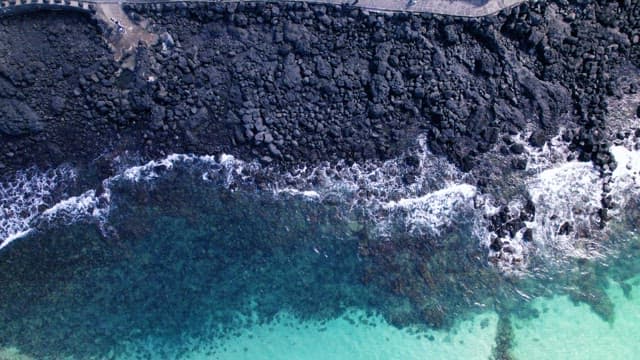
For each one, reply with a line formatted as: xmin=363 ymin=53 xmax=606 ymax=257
xmin=0 ymin=77 xmax=17 ymax=98
xmin=0 ymin=1 xmax=638 ymax=176
xmin=0 ymin=98 xmax=43 ymax=136
xmin=50 ymin=95 xmax=66 ymax=115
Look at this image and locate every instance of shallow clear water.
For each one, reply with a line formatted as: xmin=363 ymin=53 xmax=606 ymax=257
xmin=512 ymin=275 xmax=640 ymax=360
xmin=1 ymin=137 xmax=640 ymax=359
xmin=118 ymin=310 xmax=500 ymax=360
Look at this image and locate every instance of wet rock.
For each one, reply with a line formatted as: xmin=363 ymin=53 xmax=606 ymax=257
xmin=528 ymin=130 xmax=546 ymax=147
xmin=602 ymin=195 xmax=614 ymax=209
xmin=557 ymin=221 xmax=573 ymax=236
xmin=511 ymin=157 xmax=527 ymax=170
xmin=509 ymin=143 xmax=525 ymax=155
xmin=490 ymin=238 xmax=503 ymax=251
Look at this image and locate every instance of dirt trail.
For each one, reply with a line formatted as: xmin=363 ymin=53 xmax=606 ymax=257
xmin=94 ymin=2 xmax=157 ymax=62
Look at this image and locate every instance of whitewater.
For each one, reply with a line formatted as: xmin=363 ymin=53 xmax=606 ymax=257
xmin=2 ymin=127 xmax=639 ymax=275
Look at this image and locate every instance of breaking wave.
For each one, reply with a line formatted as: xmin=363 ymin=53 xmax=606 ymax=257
xmin=0 ymin=166 xmax=76 ymax=250
xmin=2 ymin=125 xmax=639 ymax=276
xmin=484 ymin=122 xmax=640 ymax=273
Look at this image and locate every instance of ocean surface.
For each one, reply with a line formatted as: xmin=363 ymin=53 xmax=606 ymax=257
xmin=1 ymin=106 xmax=640 ymax=359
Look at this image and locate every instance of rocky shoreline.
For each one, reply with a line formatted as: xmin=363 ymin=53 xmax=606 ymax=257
xmin=1 ymin=3 xmax=640 ymax=355
xmin=0 ymin=1 xmax=638 ymax=175
xmin=0 ymin=1 xmax=639 ymax=234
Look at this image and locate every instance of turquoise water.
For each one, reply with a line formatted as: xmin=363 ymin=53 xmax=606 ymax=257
xmin=119 ymin=310 xmax=500 ymax=359
xmin=1 ymin=157 xmax=640 ymax=359
xmin=512 ymin=276 xmax=640 ymax=360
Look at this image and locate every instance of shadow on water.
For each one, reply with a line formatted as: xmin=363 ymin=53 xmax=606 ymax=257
xmin=0 ymin=167 xmax=639 ymax=358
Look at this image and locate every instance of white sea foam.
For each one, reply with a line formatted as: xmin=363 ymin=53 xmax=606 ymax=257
xmin=382 ymin=184 xmax=478 ymax=236
xmin=2 ymin=121 xmax=638 ymax=277
xmin=270 ymin=136 xmax=475 ymax=235
xmin=0 ymin=132 xmax=587 ymax=275
xmin=483 ymin=106 xmax=640 ymax=273
xmin=122 ymin=153 xmax=191 ymax=181
xmin=0 ymin=152 xmax=267 ymax=253
xmin=524 ymin=130 xmax=574 ymax=173
xmin=605 ymin=92 xmax=640 ymax=207
xmin=1 ymin=135 xmax=478 ymax=254
xmin=609 ymin=145 xmax=640 ymax=209
xmin=274 ymin=188 xmax=322 ymax=200
xmin=528 ymin=161 xmax=604 ymax=258
xmin=1 ymin=229 xmax=35 ymax=250
xmin=40 ymin=188 xmax=111 ymax=228
xmin=599 ymin=143 xmax=640 ymax=245
xmin=483 ymin=145 xmax=607 ymax=273
xmin=0 ymin=167 xmax=76 ymax=250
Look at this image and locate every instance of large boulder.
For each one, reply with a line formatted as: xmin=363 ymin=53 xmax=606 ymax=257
xmin=0 ymin=98 xmax=43 ymax=136
xmin=281 ymin=54 xmax=302 ymax=88
xmin=0 ymin=77 xmax=16 ymax=98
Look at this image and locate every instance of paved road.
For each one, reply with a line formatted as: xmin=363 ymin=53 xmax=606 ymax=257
xmin=1 ymin=0 xmax=529 ymax=18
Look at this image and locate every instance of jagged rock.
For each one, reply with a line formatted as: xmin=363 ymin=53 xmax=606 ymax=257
xmin=369 ymin=74 xmax=389 ymax=103
xmin=282 ymin=54 xmax=301 ymax=88
xmin=160 ymin=31 xmax=175 ymax=49
xmin=442 ymin=24 xmax=460 ymax=44
xmin=314 ymin=56 xmax=332 ymax=78
xmin=149 ymin=105 xmax=166 ymax=130
xmin=528 ymin=130 xmax=546 ymax=147
xmin=369 ymin=103 xmax=385 ymax=118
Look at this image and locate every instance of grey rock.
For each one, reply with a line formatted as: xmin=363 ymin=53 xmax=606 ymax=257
xmin=282 ymin=54 xmax=301 ymax=88
xmin=314 ymin=56 xmax=332 ymax=78
xmin=50 ymin=96 xmax=66 ymax=115
xmin=160 ymin=32 xmax=175 ymax=49
xmin=369 ymin=103 xmax=385 ymax=118
xmin=150 ymin=105 xmax=166 ymax=130
xmin=509 ymin=143 xmax=525 ymax=155
xmin=528 ymin=130 xmax=546 ymax=147
xmin=369 ymin=74 xmax=389 ymax=103
xmin=442 ymin=24 xmax=460 ymax=44
xmin=268 ymin=143 xmax=282 ymax=157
